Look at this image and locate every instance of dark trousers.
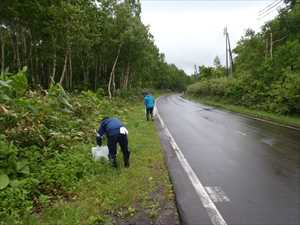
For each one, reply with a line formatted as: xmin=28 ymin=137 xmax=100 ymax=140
xmin=146 ymin=107 xmax=154 ymax=120
xmin=107 ymin=134 xmax=130 ymax=163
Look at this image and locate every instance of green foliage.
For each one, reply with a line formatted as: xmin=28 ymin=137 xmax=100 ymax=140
xmin=0 ymin=174 xmax=9 ymax=190
xmin=188 ymin=2 xmax=300 ymax=116
xmin=0 ymin=0 xmax=188 ymax=92
xmin=0 ymin=68 xmax=28 ymax=103
xmin=269 ymin=71 xmax=300 ymax=114
xmin=187 ymin=70 xmax=300 ymax=115
xmin=0 ymin=71 xmax=151 ymax=223
xmin=9 ymin=67 xmax=28 ymax=98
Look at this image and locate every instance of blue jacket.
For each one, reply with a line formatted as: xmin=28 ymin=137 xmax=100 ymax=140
xmin=144 ymin=95 xmax=155 ymax=109
xmin=97 ymin=117 xmax=123 ymax=138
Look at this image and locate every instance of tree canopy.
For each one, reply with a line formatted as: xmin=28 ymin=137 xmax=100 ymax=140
xmin=188 ymin=1 xmax=300 ymax=115
xmin=0 ymin=0 xmax=189 ymax=95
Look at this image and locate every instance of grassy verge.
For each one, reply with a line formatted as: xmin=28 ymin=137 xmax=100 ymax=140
xmin=1 ymin=81 xmax=178 ymax=225
xmin=22 ymin=101 xmax=176 ymax=225
xmin=185 ymin=95 xmax=300 ymax=129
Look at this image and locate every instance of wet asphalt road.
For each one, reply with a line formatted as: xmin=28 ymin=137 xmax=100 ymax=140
xmin=156 ymin=95 xmax=300 ymax=225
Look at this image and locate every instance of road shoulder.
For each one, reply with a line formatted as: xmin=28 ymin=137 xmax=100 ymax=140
xmin=185 ymin=95 xmax=300 ymax=130
xmin=154 ymin=106 xmax=212 ymax=225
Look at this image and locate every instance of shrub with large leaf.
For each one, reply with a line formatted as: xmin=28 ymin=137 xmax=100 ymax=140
xmin=0 ymin=174 xmax=9 ymax=190
xmin=9 ymin=67 xmax=28 ymax=98
xmin=0 ymin=68 xmax=28 ymax=103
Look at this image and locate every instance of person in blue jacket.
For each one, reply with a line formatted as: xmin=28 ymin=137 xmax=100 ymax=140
xmin=144 ymin=93 xmax=155 ymax=121
xmin=96 ymin=117 xmax=130 ymax=168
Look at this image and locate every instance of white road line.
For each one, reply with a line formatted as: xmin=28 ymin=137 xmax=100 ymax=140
xmin=236 ymin=130 xmax=247 ymax=136
xmin=241 ymin=114 xmax=300 ymax=131
xmin=205 ymin=186 xmax=231 ymax=203
xmin=155 ymin=105 xmax=227 ymax=225
xmin=157 ymin=112 xmax=165 ymax=128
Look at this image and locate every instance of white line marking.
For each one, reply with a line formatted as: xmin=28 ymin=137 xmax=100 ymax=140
xmin=156 ymin=102 xmax=227 ymax=225
xmin=155 ymin=105 xmax=165 ymax=128
xmin=205 ymin=186 xmax=231 ymax=203
xmin=236 ymin=130 xmax=247 ymax=136
xmin=181 ymin=94 xmax=300 ymax=131
xmin=242 ymin=114 xmax=300 ymax=131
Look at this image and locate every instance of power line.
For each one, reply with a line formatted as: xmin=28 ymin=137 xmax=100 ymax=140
xmin=258 ymin=1 xmax=285 ymax=19
xmin=258 ymin=0 xmax=283 ymax=16
xmin=258 ymin=0 xmax=281 ymax=15
xmin=258 ymin=7 xmax=281 ymax=20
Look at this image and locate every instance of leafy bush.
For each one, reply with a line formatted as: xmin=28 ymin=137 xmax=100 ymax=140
xmin=0 ymin=71 xmax=138 ymax=223
xmin=0 ymin=67 xmax=28 ymax=103
xmin=187 ymin=71 xmax=300 ymax=115
xmin=269 ymin=71 xmax=300 ymax=114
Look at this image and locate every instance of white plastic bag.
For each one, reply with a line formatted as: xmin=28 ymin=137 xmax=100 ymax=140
xmin=153 ymin=106 xmax=157 ymax=117
xmin=91 ymin=145 xmax=109 ymax=161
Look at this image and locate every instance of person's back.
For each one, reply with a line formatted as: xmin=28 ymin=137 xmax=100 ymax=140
xmin=144 ymin=95 xmax=155 ymax=109
xmin=144 ymin=94 xmax=155 ymax=121
xmin=100 ymin=117 xmax=123 ymax=137
xmin=96 ymin=117 xmax=130 ymax=168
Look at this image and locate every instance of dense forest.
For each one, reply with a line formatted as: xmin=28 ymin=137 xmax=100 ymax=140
xmin=0 ymin=1 xmax=191 ymax=223
xmin=188 ymin=0 xmax=300 ymax=115
xmin=0 ymin=0 xmax=189 ymax=96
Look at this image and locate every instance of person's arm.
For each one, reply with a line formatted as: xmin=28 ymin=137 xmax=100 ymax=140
xmin=144 ymin=97 xmax=147 ymax=107
xmin=96 ymin=122 xmax=106 ymax=146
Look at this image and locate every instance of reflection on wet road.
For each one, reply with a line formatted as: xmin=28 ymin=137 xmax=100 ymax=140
xmin=157 ymin=95 xmax=300 ymax=225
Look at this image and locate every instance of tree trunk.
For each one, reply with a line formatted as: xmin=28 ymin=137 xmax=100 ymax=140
xmin=87 ymin=67 xmax=90 ymax=89
xmin=15 ymin=32 xmax=21 ymax=69
xmin=41 ymin=62 xmax=45 ymax=87
xmin=35 ymin=53 xmax=39 ymax=85
xmin=124 ymin=62 xmax=130 ymax=89
xmin=0 ymin=31 xmax=5 ymax=75
xmin=65 ymin=57 xmax=69 ymax=89
xmin=121 ymin=70 xmax=124 ymax=89
xmin=28 ymin=30 xmax=34 ymax=84
xmin=22 ymin=28 xmax=27 ymax=67
xmin=69 ymin=48 xmax=72 ymax=90
xmin=129 ymin=71 xmax=135 ymax=89
xmin=50 ymin=50 xmax=56 ymax=85
xmin=94 ymin=60 xmax=98 ymax=91
xmin=10 ymin=32 xmax=17 ymax=70
xmin=108 ymin=45 xmax=121 ymax=100
xmin=81 ymin=58 xmax=85 ymax=84
xmin=59 ymin=49 xmax=68 ymax=85
xmin=49 ymin=37 xmax=57 ymax=86
xmin=81 ymin=55 xmax=90 ymax=88
xmin=112 ymin=69 xmax=116 ymax=95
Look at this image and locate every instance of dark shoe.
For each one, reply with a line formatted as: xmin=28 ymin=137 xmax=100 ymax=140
xmin=111 ymin=159 xmax=118 ymax=168
xmin=124 ymin=160 xmax=130 ymax=168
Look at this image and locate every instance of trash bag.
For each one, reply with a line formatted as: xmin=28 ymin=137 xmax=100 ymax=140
xmin=153 ymin=107 xmax=157 ymax=117
xmin=91 ymin=145 xmax=109 ymax=161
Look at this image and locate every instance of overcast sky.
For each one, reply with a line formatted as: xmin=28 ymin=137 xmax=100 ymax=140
xmin=140 ymin=0 xmax=284 ymax=74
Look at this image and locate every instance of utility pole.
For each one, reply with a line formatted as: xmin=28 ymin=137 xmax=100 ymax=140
xmin=270 ymin=32 xmax=273 ymax=60
xmin=265 ymin=35 xmax=268 ymax=59
xmin=266 ymin=30 xmax=287 ymax=60
xmin=227 ymin=33 xmax=233 ymax=76
xmin=194 ymin=64 xmax=198 ymax=76
xmin=224 ymin=27 xmax=233 ymax=76
xmin=224 ymin=27 xmax=229 ymax=76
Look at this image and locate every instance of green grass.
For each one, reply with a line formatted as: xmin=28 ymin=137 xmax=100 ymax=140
xmin=186 ymin=95 xmax=300 ymax=129
xmin=2 ymin=97 xmax=175 ymax=225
